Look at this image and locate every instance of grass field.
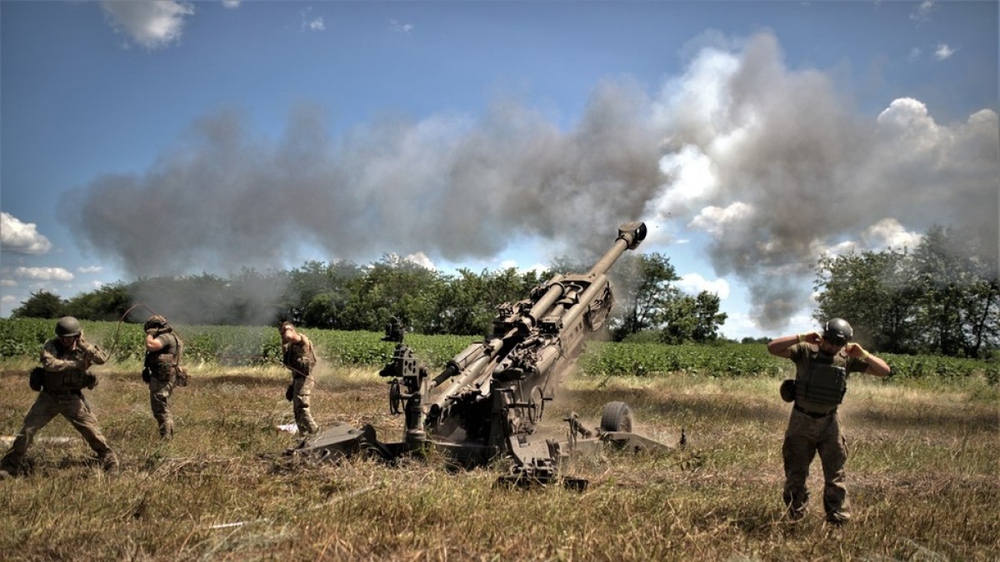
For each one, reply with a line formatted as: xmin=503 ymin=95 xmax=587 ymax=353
xmin=1 ymin=357 xmax=997 ymax=561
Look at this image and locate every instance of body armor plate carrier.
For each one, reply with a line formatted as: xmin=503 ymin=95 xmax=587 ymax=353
xmin=796 ymin=355 xmax=848 ymax=407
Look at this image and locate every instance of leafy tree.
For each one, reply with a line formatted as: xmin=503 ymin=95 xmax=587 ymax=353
xmin=64 ymin=282 xmax=132 ymax=321
xmin=659 ymin=291 xmax=727 ymax=344
xmin=910 ymin=225 xmax=999 ymax=357
xmin=282 ymin=260 xmax=360 ymax=327
xmin=815 ymin=249 xmax=920 ymax=353
xmin=435 ymin=267 xmax=545 ymax=336
xmin=607 ymin=253 xmax=679 ymax=341
xmin=342 ymin=255 xmax=446 ymax=333
xmin=814 ymin=225 xmax=999 ymax=357
xmin=11 ymin=290 xmax=66 ymax=319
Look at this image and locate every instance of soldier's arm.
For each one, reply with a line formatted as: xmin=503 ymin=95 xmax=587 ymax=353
xmin=767 ymin=334 xmax=800 ymax=358
xmin=145 ymin=333 xmax=166 ymax=352
xmin=40 ymin=342 xmax=84 ymax=371
xmin=846 ymin=343 xmax=891 ymax=377
xmin=80 ymin=336 xmax=109 ymax=365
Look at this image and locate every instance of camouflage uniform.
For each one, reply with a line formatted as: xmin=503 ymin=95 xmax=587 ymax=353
xmin=144 ymin=329 xmax=183 ymax=438
xmin=1 ymin=337 xmax=118 ymax=473
xmin=283 ymin=332 xmax=319 ymax=434
xmin=782 ymin=343 xmax=868 ymax=523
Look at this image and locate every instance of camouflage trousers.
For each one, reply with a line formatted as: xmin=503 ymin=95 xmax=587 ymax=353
xmin=1 ymin=390 xmax=117 ymax=471
xmin=782 ymin=408 xmax=850 ymax=523
xmin=292 ymin=374 xmax=319 ymax=434
xmin=149 ymin=376 xmax=175 ymax=438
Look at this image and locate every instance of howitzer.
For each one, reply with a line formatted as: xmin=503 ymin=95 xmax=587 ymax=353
xmin=297 ymin=221 xmax=679 ymax=485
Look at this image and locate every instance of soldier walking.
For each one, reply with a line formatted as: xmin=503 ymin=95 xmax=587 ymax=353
xmin=767 ymin=318 xmax=891 ymax=524
xmin=280 ymin=321 xmax=319 ymax=435
xmin=1 ymin=317 xmax=119 ymax=476
xmin=142 ymin=315 xmax=186 ymax=439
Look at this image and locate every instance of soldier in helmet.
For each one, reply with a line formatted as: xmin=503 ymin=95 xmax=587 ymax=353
xmin=768 ymin=318 xmax=891 ymax=524
xmin=0 ymin=317 xmax=119 ymax=477
xmin=142 ymin=315 xmax=185 ymax=439
xmin=279 ymin=321 xmax=319 ymax=435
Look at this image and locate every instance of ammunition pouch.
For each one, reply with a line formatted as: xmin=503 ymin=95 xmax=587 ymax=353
xmin=29 ymin=367 xmax=45 ymax=392
xmin=779 ymin=379 xmax=796 ymax=403
xmin=796 ymin=363 xmax=847 ymax=407
xmin=176 ymin=366 xmax=189 ymax=387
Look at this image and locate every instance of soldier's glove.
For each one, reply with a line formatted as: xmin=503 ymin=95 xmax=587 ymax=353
xmin=141 ymin=367 xmax=152 ymax=383
xmin=285 ymin=383 xmax=294 ymax=402
xmin=84 ymin=373 xmax=98 ymax=390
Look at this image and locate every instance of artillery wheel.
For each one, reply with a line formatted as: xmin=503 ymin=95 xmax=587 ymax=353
xmin=600 ymin=401 xmax=632 ymax=433
xmin=388 ymin=380 xmax=402 ymax=415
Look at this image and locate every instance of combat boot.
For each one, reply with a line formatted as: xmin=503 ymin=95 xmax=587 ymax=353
xmin=0 ymin=454 xmax=23 ymax=477
xmin=826 ymin=511 xmax=851 ymax=525
xmin=159 ymin=420 xmax=174 ymax=440
xmin=100 ymin=451 xmax=120 ymax=474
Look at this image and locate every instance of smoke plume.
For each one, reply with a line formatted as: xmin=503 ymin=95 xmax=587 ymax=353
xmin=59 ymin=32 xmax=999 ymax=332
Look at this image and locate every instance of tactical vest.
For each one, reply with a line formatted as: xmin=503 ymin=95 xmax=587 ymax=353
xmin=795 ymin=352 xmax=848 ymax=408
xmin=43 ymin=369 xmax=89 ymax=392
xmin=282 ymin=338 xmax=316 ymax=376
xmin=145 ymin=333 xmax=183 ymax=381
xmin=41 ymin=342 xmax=90 ymax=392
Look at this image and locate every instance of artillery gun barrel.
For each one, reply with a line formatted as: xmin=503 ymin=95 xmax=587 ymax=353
xmin=432 ymin=354 xmax=493 ymax=411
xmin=587 ymin=221 xmax=647 ymax=276
xmin=524 ymin=222 xmax=646 ymax=327
xmin=559 ymin=273 xmax=609 ymax=330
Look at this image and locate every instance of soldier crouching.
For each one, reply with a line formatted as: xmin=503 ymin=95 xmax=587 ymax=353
xmin=1 ymin=316 xmax=119 ymax=477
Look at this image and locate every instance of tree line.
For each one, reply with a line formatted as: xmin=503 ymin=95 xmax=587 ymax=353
xmin=12 ymin=223 xmax=998 ymax=357
xmin=815 ymin=225 xmax=998 ymax=358
xmin=10 ymin=252 xmax=728 ymax=345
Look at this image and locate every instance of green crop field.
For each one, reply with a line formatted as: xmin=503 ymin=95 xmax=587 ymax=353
xmin=1 ymin=318 xmax=997 ymax=560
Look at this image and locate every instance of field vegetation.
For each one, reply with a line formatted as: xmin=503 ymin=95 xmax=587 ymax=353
xmin=1 ymin=321 xmax=997 ymax=560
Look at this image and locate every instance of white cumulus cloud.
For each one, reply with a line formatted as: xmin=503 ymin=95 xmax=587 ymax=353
xmin=14 ymin=267 xmax=75 ymax=282
xmin=933 ymin=43 xmax=955 ymax=61
xmin=678 ymin=273 xmax=730 ymax=299
xmin=76 ymin=266 xmax=105 ymax=274
xmin=101 ymin=0 xmax=195 ymax=49
xmin=1 ymin=212 xmax=53 ymax=255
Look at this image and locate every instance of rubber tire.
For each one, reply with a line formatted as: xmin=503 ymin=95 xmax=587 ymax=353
xmin=600 ymin=401 xmax=633 ymax=433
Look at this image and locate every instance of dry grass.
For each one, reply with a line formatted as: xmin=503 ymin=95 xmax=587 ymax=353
xmin=1 ymin=362 xmax=997 ymax=561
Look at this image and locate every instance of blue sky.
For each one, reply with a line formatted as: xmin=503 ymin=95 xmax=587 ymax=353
xmin=1 ymin=0 xmax=997 ymax=340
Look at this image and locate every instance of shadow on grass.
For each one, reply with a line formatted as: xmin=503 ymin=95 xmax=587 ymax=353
xmin=563 ymin=386 xmax=789 ymax=424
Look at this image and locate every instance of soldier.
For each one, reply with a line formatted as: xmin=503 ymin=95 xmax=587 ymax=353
xmin=767 ymin=318 xmax=891 ymax=524
xmin=279 ymin=321 xmax=319 ymax=435
xmin=0 ymin=316 xmax=119 ymax=476
xmin=142 ymin=315 xmax=186 ymax=439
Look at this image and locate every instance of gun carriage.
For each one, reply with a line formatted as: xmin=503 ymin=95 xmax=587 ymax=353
xmin=297 ymin=222 xmax=678 ymax=485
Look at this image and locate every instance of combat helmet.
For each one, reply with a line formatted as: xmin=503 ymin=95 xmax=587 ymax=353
xmin=144 ymin=315 xmax=169 ymax=332
xmin=55 ymin=316 xmax=82 ymax=337
xmin=822 ymin=318 xmax=853 ymax=346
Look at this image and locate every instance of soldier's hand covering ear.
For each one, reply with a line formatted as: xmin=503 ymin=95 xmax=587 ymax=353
xmin=846 ymin=343 xmax=871 ymax=360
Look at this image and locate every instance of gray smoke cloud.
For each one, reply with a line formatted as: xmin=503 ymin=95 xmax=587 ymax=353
xmin=647 ymin=33 xmax=998 ymax=329
xmin=59 ymin=32 xmax=999 ymax=332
